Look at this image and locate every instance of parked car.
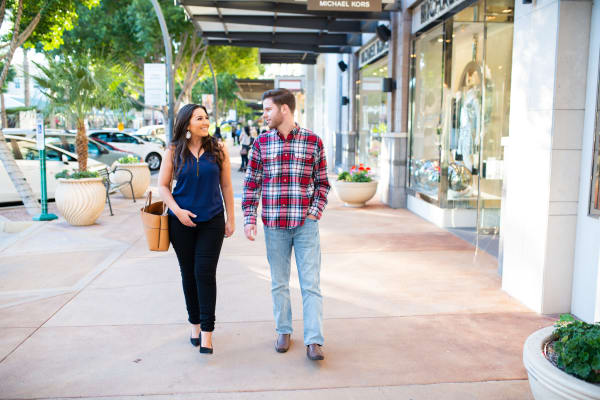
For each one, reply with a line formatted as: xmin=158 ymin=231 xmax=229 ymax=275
xmin=0 ymin=135 xmax=108 ymax=204
xmin=4 ymin=130 xmax=139 ymax=167
xmin=132 ymin=133 xmax=166 ymax=148
xmin=135 ymin=124 xmax=165 ymax=141
xmin=44 ymin=133 xmax=137 ymax=167
xmin=88 ymin=129 xmax=164 ymax=171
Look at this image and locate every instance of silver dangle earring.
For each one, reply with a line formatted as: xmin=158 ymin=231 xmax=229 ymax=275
xmin=185 ymin=130 xmax=191 ymax=139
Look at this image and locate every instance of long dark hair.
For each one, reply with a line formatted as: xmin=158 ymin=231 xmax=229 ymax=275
xmin=171 ymin=104 xmax=224 ymax=177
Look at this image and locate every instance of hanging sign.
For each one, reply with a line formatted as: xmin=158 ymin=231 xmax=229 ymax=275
xmin=359 ymin=39 xmax=389 ymax=68
xmin=307 ymin=0 xmax=381 ymax=12
xmin=144 ymin=63 xmax=167 ymax=106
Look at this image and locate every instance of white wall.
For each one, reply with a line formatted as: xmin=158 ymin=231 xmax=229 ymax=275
xmin=571 ymin=0 xmax=600 ymax=324
xmin=501 ymin=0 xmax=593 ymax=314
xmin=313 ymin=54 xmax=341 ymax=171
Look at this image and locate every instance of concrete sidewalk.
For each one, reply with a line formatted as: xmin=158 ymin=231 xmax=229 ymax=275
xmin=0 ymin=149 xmax=553 ymax=399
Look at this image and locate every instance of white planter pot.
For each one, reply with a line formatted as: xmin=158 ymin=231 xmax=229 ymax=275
xmin=114 ymin=163 xmax=151 ymax=199
xmin=333 ymin=180 xmax=378 ymax=207
xmin=55 ymin=178 xmax=106 ymax=226
xmin=523 ymin=326 xmax=600 ymax=400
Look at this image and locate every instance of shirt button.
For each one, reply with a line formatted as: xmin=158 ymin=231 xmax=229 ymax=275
xmin=283 ymin=178 xmax=287 ymax=183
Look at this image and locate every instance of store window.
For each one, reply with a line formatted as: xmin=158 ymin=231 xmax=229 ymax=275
xmin=590 ymin=54 xmax=600 ymax=217
xmin=357 ymin=57 xmax=388 ymax=175
xmin=408 ymin=25 xmax=444 ymax=199
xmin=408 ymin=0 xmax=514 ymax=234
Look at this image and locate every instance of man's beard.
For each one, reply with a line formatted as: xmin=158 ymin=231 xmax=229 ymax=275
xmin=267 ymin=114 xmax=282 ymax=129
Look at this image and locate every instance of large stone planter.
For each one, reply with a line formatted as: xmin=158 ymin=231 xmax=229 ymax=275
xmin=113 ymin=162 xmax=151 ymax=199
xmin=333 ymin=180 xmax=378 ymax=207
xmin=55 ymin=177 xmax=106 ymax=226
xmin=523 ymin=326 xmax=600 ymax=400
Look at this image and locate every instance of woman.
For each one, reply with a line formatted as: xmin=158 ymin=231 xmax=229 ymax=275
xmin=238 ymin=126 xmax=252 ymax=172
xmin=158 ymin=104 xmax=235 ymax=354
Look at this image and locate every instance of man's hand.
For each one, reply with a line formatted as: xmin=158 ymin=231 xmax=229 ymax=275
xmin=244 ymin=224 xmax=257 ymax=241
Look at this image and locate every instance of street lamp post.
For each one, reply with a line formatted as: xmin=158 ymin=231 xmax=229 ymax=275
xmin=149 ymin=0 xmax=174 ymax=144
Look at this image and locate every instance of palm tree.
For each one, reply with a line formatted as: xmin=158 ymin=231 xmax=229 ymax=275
xmin=33 ymin=54 xmax=132 ymax=171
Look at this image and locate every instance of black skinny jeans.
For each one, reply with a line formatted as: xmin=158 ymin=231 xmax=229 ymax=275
xmin=241 ymin=145 xmax=250 ymax=169
xmin=169 ymin=212 xmax=225 ymax=332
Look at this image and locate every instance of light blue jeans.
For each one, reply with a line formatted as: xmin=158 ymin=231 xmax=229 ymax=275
xmin=264 ymin=218 xmax=323 ymax=346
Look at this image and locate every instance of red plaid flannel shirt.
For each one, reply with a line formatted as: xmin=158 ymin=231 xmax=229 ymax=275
xmin=242 ymin=125 xmax=330 ymax=229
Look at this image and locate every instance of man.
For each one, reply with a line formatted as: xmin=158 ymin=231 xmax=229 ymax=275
xmin=242 ymin=88 xmax=330 ymax=361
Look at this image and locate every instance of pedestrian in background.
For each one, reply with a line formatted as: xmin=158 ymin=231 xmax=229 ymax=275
xmin=158 ymin=104 xmax=235 ymax=355
xmin=239 ymin=125 xmax=252 ymax=172
xmin=213 ymin=124 xmax=222 ymax=141
xmin=242 ymin=88 xmax=330 ymax=361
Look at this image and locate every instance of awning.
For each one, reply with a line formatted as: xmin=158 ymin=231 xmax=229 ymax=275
xmin=235 ymin=78 xmax=274 ymax=102
xmin=178 ymin=0 xmax=395 ymax=64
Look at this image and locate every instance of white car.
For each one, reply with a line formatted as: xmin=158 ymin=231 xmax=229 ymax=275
xmin=88 ymin=129 xmax=164 ymax=171
xmin=135 ymin=124 xmax=165 ymax=141
xmin=0 ymin=135 xmax=108 ymax=204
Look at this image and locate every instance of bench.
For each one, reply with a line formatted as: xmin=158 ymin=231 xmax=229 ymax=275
xmin=98 ymin=167 xmax=135 ymax=216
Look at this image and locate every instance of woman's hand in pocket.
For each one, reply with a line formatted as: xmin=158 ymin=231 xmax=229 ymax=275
xmin=175 ymin=209 xmax=197 ymax=227
xmin=225 ymin=218 xmax=235 ymax=238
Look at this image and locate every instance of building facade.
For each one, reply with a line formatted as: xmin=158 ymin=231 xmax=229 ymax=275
xmin=315 ymin=0 xmax=600 ymax=323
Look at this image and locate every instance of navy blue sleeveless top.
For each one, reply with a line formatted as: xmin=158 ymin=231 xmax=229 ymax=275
xmin=168 ymin=152 xmax=224 ymax=222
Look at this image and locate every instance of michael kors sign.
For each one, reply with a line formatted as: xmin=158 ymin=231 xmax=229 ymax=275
xmin=307 ymin=0 xmax=381 ymax=12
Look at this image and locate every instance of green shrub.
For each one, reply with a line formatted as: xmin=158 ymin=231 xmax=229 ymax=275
xmin=553 ymin=314 xmax=600 ymax=383
xmin=337 ymin=171 xmax=351 ymax=181
xmin=55 ymin=169 xmax=100 ymax=179
xmin=117 ymin=155 xmax=141 ymax=164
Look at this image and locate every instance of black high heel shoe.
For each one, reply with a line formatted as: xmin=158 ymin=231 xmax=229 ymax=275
xmin=199 ymin=346 xmax=213 ymax=354
xmin=190 ymin=329 xmax=200 ymax=347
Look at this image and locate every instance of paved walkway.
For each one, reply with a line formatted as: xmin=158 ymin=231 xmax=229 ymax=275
xmin=0 ymin=147 xmax=553 ymax=399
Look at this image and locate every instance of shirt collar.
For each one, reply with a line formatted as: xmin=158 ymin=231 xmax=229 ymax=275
xmin=276 ymin=123 xmax=299 ymax=141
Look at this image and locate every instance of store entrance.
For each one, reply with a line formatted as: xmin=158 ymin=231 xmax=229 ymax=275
xmin=408 ymin=0 xmax=514 ymax=258
xmin=444 ymin=2 xmax=513 ymax=254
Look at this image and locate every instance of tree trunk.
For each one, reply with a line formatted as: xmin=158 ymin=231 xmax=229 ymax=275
xmin=0 ymin=0 xmax=39 ymax=213
xmin=0 ymin=129 xmax=40 ymax=215
xmin=208 ymin=57 xmax=218 ymax=121
xmin=23 ymin=47 xmax=29 ymax=107
xmin=1 ymin=93 xmax=6 ymax=128
xmin=75 ymin=118 xmax=88 ymax=171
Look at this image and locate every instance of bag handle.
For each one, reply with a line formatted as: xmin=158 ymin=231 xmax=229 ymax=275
xmin=144 ymin=191 xmax=152 ymax=211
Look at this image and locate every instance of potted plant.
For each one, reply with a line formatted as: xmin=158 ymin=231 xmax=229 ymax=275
xmin=523 ymin=314 xmax=600 ymax=399
xmin=34 ymin=54 xmax=133 ymax=225
xmin=54 ymin=170 xmax=106 ymax=226
xmin=332 ymin=164 xmax=378 ymax=207
xmin=112 ymin=155 xmax=150 ymax=199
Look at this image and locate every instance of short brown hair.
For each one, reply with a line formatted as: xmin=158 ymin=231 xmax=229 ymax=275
xmin=262 ymin=88 xmax=296 ymax=113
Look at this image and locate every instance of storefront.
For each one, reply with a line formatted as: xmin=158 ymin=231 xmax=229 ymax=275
xmin=407 ymin=0 xmax=514 ymax=245
xmin=356 ymin=38 xmax=390 ymax=176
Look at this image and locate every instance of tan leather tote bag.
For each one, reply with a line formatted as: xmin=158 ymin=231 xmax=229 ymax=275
xmin=141 ymin=191 xmax=170 ymax=251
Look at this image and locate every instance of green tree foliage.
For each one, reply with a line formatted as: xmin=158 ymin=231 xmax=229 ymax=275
xmin=0 ymin=0 xmax=100 ymax=215
xmin=13 ymin=0 xmax=100 ymax=51
xmin=57 ymin=0 xmax=261 ymax=114
xmin=33 ymin=54 xmax=133 ymax=171
xmin=0 ymin=62 xmax=16 ymax=94
xmin=192 ymin=72 xmax=258 ymax=121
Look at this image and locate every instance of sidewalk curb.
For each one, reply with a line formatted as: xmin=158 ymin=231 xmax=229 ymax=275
xmin=0 ymin=219 xmax=51 ymax=253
